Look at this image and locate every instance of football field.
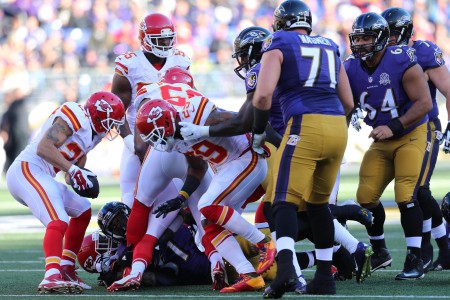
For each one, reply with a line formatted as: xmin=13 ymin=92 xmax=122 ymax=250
xmin=0 ymin=224 xmax=449 ymax=299
xmin=0 ymin=164 xmax=449 ymax=299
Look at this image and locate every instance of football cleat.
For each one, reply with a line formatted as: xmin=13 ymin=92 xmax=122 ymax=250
xmin=429 ymin=259 xmax=443 ymax=272
xmin=437 ymin=249 xmax=450 ymax=270
xmin=285 ymin=275 xmax=307 ymax=294
xmin=256 ymin=236 xmax=276 ymax=275
xmin=263 ymin=263 xmax=297 ymax=298
xmin=211 ymin=261 xmax=229 ymax=291
xmin=220 ymin=273 xmax=264 ymax=293
xmin=371 ymin=247 xmax=392 ymax=272
xmin=395 ymin=253 xmax=424 ymax=280
xmin=352 ymin=242 xmax=373 ymax=283
xmin=61 ymin=265 xmax=92 ymax=290
xmin=305 ymin=272 xmax=336 ymax=295
xmin=37 ymin=273 xmax=83 ymax=294
xmin=107 ymin=272 xmax=142 ymax=292
xmin=422 ymin=243 xmax=434 ymax=273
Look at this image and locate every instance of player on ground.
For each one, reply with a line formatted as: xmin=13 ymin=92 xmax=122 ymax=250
xmin=111 ymin=13 xmax=190 ymax=208
xmin=381 ymin=7 xmax=450 ymax=272
xmin=6 ymin=92 xmax=125 ymax=294
xmin=138 ymin=94 xmax=275 ymax=293
xmin=251 ymin=0 xmax=354 ymax=296
xmin=345 ymin=12 xmax=432 ymax=280
xmin=107 ymin=69 xmax=226 ymax=292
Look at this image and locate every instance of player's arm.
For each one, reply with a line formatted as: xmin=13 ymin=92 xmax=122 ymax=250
xmin=111 ymin=73 xmax=132 ymax=138
xmin=36 ymin=117 xmax=74 ymax=172
xmin=153 ymin=155 xmax=207 ymax=218
xmin=370 ymin=64 xmax=431 ymax=141
xmin=427 ymin=65 xmax=450 ymax=122
xmin=400 ymin=64 xmax=433 ymax=128
xmin=208 ymin=92 xmax=254 ymax=136
xmin=133 ymin=121 xmax=150 ymax=163
xmin=337 ymin=63 xmax=354 ymax=116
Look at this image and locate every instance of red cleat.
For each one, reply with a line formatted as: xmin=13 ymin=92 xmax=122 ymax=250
xmin=107 ymin=273 xmax=142 ymax=292
xmin=256 ymin=236 xmax=276 ymax=275
xmin=211 ymin=261 xmax=229 ymax=290
xmin=220 ymin=273 xmax=264 ymax=293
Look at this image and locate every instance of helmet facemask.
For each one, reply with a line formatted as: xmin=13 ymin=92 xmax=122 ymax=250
xmin=139 ymin=114 xmax=176 ymax=152
xmin=141 ymin=30 xmax=177 ymax=58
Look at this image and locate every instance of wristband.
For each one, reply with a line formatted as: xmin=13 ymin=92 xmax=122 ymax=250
xmin=253 ymin=107 xmax=271 ymax=134
xmin=179 ymin=175 xmax=201 ymax=200
xmin=387 ymin=118 xmax=404 ymax=137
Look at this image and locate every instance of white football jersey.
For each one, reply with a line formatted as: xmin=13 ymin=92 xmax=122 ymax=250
xmin=16 ymin=102 xmax=104 ymax=177
xmin=134 ymin=82 xmax=203 ymax=111
xmin=114 ymin=50 xmax=191 ymax=133
xmin=172 ymin=97 xmax=251 ymax=167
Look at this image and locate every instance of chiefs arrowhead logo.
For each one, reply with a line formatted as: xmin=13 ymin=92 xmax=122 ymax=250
xmin=83 ymin=255 xmax=95 ymax=272
xmin=147 ymin=106 xmax=163 ymax=123
xmin=95 ymin=99 xmax=113 ymax=113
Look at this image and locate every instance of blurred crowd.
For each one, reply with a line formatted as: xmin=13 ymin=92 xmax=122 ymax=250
xmin=0 ymin=0 xmax=449 ymax=174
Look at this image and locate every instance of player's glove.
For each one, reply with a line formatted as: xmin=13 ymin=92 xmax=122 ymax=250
xmin=179 ymin=121 xmax=210 ymax=141
xmin=153 ymin=195 xmax=185 ymax=218
xmin=350 ymin=107 xmax=364 ymax=132
xmin=123 ymin=134 xmax=135 ymax=154
xmin=68 ymin=165 xmax=95 ymax=191
xmin=95 ymin=253 xmax=114 ymax=273
xmin=251 ymin=131 xmax=267 ymax=155
xmin=443 ymin=121 xmax=450 ymax=154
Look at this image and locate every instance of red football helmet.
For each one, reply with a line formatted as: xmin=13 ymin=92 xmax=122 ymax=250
xmin=136 ymin=99 xmax=177 ymax=151
xmin=77 ymin=231 xmax=118 ymax=273
xmin=161 ymin=67 xmax=194 ymax=88
xmin=85 ymin=91 xmax=125 ymax=140
xmin=139 ymin=13 xmax=177 ymax=58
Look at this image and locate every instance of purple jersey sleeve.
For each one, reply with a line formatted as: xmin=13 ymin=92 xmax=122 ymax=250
xmin=246 ymin=63 xmax=285 ymax=135
xmin=413 ymin=40 xmax=445 ymax=121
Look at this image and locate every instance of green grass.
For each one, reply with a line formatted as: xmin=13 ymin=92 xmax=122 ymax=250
xmin=0 ymin=225 xmax=449 ymax=299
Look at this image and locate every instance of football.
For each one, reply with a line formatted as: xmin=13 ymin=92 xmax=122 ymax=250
xmin=70 ymin=168 xmax=100 ymax=199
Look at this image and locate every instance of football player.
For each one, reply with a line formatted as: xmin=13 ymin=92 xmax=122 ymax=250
xmin=107 ymin=68 xmax=227 ymax=292
xmin=345 ymin=12 xmax=432 ymax=280
xmin=136 ymin=87 xmax=276 ymax=292
xmin=111 ymin=13 xmax=190 ymax=208
xmin=6 ymin=92 xmax=125 ymax=294
xmin=180 ymin=25 xmax=374 ymax=293
xmin=251 ymin=0 xmax=354 ymax=296
xmin=381 ymin=7 xmax=450 ymax=272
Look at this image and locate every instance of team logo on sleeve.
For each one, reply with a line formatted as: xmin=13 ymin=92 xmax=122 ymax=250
xmin=262 ymin=35 xmax=273 ymax=51
xmin=435 ymin=48 xmax=444 ymax=65
xmin=406 ymin=48 xmax=415 ymax=62
xmin=246 ymin=72 xmax=257 ymax=89
xmin=379 ymin=73 xmax=391 ymax=86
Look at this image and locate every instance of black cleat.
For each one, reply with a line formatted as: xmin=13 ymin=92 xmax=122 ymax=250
xmin=437 ymin=249 xmax=450 ymax=270
xmin=305 ymin=272 xmax=336 ymax=295
xmin=352 ymin=242 xmax=373 ymax=283
xmin=263 ymin=275 xmax=297 ymax=299
xmin=371 ymin=247 xmax=392 ymax=272
xmin=422 ymin=243 xmax=434 ymax=273
xmin=429 ymin=258 xmax=443 ymax=272
xmin=395 ymin=253 xmax=424 ymax=280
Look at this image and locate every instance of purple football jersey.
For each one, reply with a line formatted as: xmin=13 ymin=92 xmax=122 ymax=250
xmin=413 ymin=40 xmax=445 ymax=121
xmin=261 ymin=31 xmax=345 ymax=125
xmin=245 ymin=63 xmax=285 ymax=135
xmin=344 ymin=45 xmax=428 ymax=135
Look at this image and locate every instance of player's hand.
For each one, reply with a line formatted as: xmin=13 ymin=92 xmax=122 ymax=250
xmin=443 ymin=121 xmax=450 ymax=154
xmin=123 ymin=134 xmax=135 ymax=154
xmin=369 ymin=125 xmax=394 ymax=141
xmin=350 ymin=107 xmax=364 ymax=131
xmin=95 ymin=253 xmax=113 ymax=273
xmin=68 ymin=165 xmax=95 ymax=191
xmin=153 ymin=196 xmax=185 ymax=218
xmin=251 ymin=132 xmax=266 ymax=155
xmin=179 ymin=122 xmax=209 ymax=141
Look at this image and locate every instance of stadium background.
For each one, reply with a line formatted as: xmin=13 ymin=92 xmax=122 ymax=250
xmin=0 ymin=0 xmax=449 ymax=179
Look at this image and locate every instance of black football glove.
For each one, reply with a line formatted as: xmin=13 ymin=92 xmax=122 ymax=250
xmin=443 ymin=121 xmax=450 ymax=154
xmin=153 ymin=196 xmax=185 ymax=218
